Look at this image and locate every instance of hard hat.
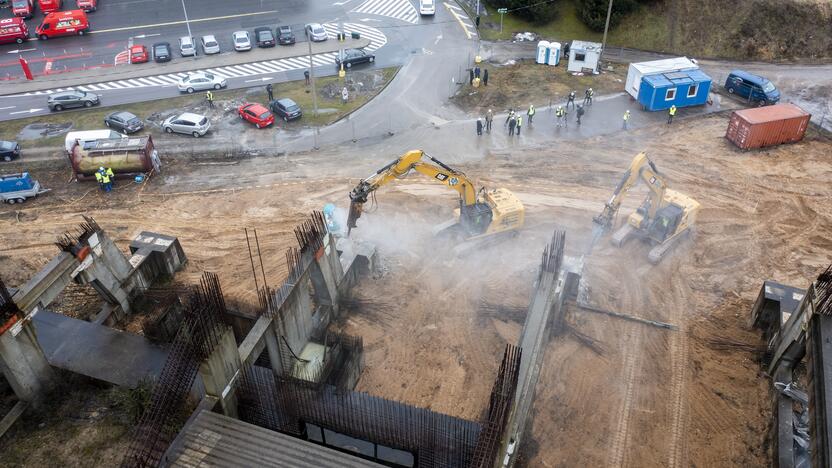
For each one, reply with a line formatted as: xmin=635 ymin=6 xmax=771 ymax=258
xmin=323 ymin=203 xmax=336 ymax=216
xmin=99 ymin=166 xmax=105 ymax=171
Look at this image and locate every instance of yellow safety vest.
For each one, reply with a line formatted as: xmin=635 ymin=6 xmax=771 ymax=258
xmin=206 ymin=91 xmax=213 ymax=100
xmin=95 ymin=172 xmax=103 ymax=182
xmin=101 ymin=174 xmax=111 ymax=184
xmin=623 ymin=112 xmax=630 ymax=120
xmin=105 ymin=168 xmax=114 ymax=177
xmin=516 ymin=117 xmax=522 ymax=126
xmin=669 ymin=106 xmax=677 ymax=116
xmin=528 ymin=106 xmax=535 ymax=116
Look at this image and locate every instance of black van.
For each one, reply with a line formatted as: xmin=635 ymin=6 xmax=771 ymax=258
xmin=724 ymin=70 xmax=780 ymax=106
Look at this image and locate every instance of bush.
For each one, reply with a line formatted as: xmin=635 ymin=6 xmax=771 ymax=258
xmin=576 ymin=0 xmax=642 ymax=32
xmin=490 ymin=0 xmax=560 ymax=24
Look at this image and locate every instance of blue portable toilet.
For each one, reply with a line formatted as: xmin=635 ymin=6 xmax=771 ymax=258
xmin=536 ymin=41 xmax=550 ymax=64
xmin=637 ymin=69 xmax=712 ymax=112
xmin=547 ymin=42 xmax=561 ymax=66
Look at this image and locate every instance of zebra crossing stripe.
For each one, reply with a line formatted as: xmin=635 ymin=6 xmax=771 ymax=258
xmin=352 ymin=0 xmax=418 ymax=24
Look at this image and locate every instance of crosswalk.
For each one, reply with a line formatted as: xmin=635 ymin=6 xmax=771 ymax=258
xmin=16 ymin=23 xmax=387 ymax=97
xmin=352 ymin=0 xmax=419 ymax=24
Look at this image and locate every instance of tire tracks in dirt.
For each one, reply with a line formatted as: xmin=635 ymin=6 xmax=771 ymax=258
xmin=608 ymin=326 xmax=640 ymax=467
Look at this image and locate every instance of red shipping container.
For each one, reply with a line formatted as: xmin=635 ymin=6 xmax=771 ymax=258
xmin=726 ymin=103 xmax=811 ymax=150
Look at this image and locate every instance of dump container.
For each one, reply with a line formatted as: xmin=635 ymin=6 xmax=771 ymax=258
xmin=726 ymin=103 xmax=811 ymax=150
xmin=69 ymin=135 xmax=161 ymax=180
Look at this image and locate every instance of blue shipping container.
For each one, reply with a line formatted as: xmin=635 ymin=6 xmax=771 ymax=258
xmin=0 ymin=172 xmax=33 ymax=193
xmin=637 ymin=69 xmax=712 ymax=111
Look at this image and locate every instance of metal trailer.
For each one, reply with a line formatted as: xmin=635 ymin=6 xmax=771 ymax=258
xmin=0 ymin=172 xmax=49 ymax=204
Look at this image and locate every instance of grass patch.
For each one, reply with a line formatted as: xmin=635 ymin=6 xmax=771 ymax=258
xmin=1 ymin=67 xmax=398 ymax=148
xmin=479 ymin=0 xmax=601 ymax=42
xmin=452 ymin=59 xmax=625 ymax=113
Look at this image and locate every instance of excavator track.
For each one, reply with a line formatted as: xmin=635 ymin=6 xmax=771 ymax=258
xmin=647 ymin=230 xmax=691 ymax=264
xmin=611 ymin=224 xmax=635 ymax=247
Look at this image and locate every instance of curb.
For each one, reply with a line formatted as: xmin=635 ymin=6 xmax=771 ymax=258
xmin=329 ymin=66 xmax=402 ymax=127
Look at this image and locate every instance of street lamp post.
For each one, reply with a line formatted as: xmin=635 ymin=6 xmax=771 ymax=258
xmin=307 ymin=38 xmax=320 ymax=149
xmin=601 ymin=0 xmax=614 ymax=55
xmin=181 ymin=0 xmax=193 ymax=40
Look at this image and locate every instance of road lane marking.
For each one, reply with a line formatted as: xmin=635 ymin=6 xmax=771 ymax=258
xmin=89 ymin=11 xmax=279 ymax=35
xmin=443 ymin=2 xmax=475 ymax=39
xmin=352 ymin=0 xmax=418 ymax=24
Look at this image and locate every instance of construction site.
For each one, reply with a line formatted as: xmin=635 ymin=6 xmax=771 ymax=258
xmin=0 ymin=100 xmax=829 ymax=467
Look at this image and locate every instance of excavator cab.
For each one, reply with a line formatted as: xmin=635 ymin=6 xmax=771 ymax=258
xmin=460 ymin=202 xmax=493 ymax=237
xmin=647 ymin=204 xmax=683 ymax=243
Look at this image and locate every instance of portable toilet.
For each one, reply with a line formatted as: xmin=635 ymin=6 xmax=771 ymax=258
xmin=536 ymin=40 xmax=550 ymax=64
xmin=637 ymin=69 xmax=712 ymax=111
xmin=547 ymin=42 xmax=561 ymax=66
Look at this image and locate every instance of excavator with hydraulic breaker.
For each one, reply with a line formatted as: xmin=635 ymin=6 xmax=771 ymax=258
xmin=346 ymin=150 xmax=524 ymax=254
xmin=590 ymin=152 xmax=700 ymax=264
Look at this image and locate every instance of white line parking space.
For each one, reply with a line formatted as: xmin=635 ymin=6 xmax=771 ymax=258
xmin=13 ymin=23 xmax=387 ymax=97
xmin=352 ymin=0 xmax=419 ymax=24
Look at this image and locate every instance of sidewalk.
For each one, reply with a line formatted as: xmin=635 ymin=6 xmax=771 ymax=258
xmin=1 ymin=37 xmax=370 ymax=96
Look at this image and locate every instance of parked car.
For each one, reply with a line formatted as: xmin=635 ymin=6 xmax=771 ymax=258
xmin=37 ymin=0 xmax=62 ymax=13
xmin=47 ymin=90 xmax=99 ymax=111
xmin=104 ymin=111 xmax=144 ymax=134
xmin=162 ymin=113 xmax=210 ymax=138
xmin=238 ymin=103 xmax=274 ymax=128
xmin=305 ymin=23 xmax=328 ymax=42
xmin=335 ymin=48 xmax=375 ymax=69
xmin=11 ymin=0 xmax=35 ymax=19
xmin=179 ymin=36 xmax=196 ymax=56
xmin=177 ymin=72 xmax=227 ymax=93
xmin=232 ymin=30 xmax=251 ymax=51
xmin=269 ymin=98 xmax=302 ymax=122
xmin=129 ymin=44 xmax=148 ymax=64
xmin=725 ymin=70 xmax=780 ymax=107
xmin=153 ymin=42 xmax=172 ymax=62
xmin=277 ymin=25 xmax=295 ymax=45
xmin=76 ymin=0 xmax=96 ymax=11
xmin=419 ymin=0 xmax=435 ymax=15
xmin=201 ymin=34 xmax=220 ymax=54
xmin=0 ymin=141 xmax=21 ymax=162
xmin=254 ymin=26 xmax=275 ymax=47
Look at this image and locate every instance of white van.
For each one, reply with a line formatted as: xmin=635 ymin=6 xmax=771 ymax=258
xmin=64 ymin=130 xmax=125 ymax=154
xmin=419 ymin=0 xmax=435 ymax=15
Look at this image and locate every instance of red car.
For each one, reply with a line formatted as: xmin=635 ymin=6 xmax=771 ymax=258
xmin=11 ymin=0 xmax=35 ymax=19
xmin=129 ymin=44 xmax=148 ymax=63
xmin=76 ymin=0 xmax=97 ymax=12
xmin=238 ymin=103 xmax=274 ymax=128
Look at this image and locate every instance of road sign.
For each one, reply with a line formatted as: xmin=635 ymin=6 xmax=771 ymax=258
xmin=497 ymin=8 xmax=507 ymax=13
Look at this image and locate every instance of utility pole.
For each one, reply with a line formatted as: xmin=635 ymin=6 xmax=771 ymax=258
xmin=180 ymin=0 xmax=193 ymax=40
xmin=601 ymin=0 xmax=614 ymax=53
xmin=307 ymin=38 xmax=320 ymax=149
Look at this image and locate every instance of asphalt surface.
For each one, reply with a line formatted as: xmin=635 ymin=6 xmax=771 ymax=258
xmin=0 ymin=0 xmax=454 ymax=119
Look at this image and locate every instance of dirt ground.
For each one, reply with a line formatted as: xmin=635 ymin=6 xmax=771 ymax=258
xmin=453 ymin=59 xmax=626 ymax=115
xmin=0 ymin=111 xmax=830 ymax=466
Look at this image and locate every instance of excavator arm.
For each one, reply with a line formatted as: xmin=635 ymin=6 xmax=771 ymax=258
xmin=591 ymin=152 xmax=667 ymax=243
xmin=347 ymin=150 xmax=478 ymax=233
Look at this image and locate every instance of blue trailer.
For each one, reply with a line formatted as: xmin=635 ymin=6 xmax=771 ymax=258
xmin=0 ymin=172 xmax=49 ymax=204
xmin=637 ymin=69 xmax=712 ymax=112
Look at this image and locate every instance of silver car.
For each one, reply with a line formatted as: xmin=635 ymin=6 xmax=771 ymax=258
xmin=201 ymin=35 xmax=220 ymax=55
xmin=232 ymin=31 xmax=251 ymax=51
xmin=177 ymin=72 xmax=227 ymax=93
xmin=305 ymin=23 xmax=328 ymax=42
xmin=179 ymin=36 xmax=197 ymax=56
xmin=162 ymin=113 xmax=210 ymax=138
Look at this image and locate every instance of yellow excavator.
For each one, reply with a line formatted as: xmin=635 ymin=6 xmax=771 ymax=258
xmin=346 ymin=150 xmax=524 ymax=253
xmin=591 ymin=152 xmax=700 ymax=264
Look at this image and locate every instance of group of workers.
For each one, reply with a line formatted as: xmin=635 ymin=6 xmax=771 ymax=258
xmin=94 ymin=166 xmax=115 ymax=192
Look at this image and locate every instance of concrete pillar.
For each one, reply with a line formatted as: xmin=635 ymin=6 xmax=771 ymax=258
xmin=198 ymin=327 xmax=241 ymax=418
xmin=310 ymin=235 xmax=342 ymax=316
xmin=0 ymin=319 xmax=54 ymax=405
xmin=263 ymin=322 xmax=284 ymax=376
xmin=74 ymin=231 xmax=135 ymax=317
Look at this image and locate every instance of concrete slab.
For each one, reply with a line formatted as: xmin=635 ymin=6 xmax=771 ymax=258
xmin=32 ymin=310 xmax=167 ymax=388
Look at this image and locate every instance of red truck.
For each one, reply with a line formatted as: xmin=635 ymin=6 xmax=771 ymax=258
xmin=36 ymin=9 xmax=89 ymax=40
xmin=37 ymin=0 xmax=62 ymax=13
xmin=11 ymin=0 xmax=35 ymax=19
xmin=0 ymin=18 xmax=30 ymax=45
xmin=76 ymin=0 xmax=97 ymax=12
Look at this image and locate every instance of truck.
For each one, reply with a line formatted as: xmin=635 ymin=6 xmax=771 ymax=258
xmin=69 ymin=135 xmax=161 ymax=181
xmin=64 ymin=129 xmax=126 ymax=154
xmin=0 ymin=172 xmax=49 ymax=204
